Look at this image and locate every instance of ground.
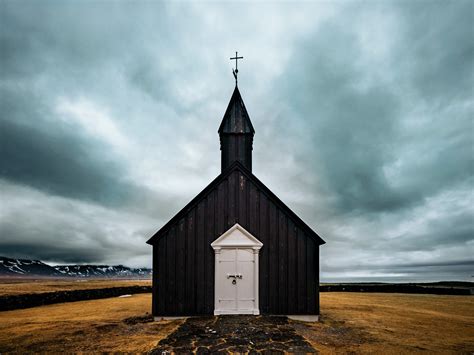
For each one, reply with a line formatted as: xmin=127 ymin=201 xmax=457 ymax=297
xmin=301 ymin=293 xmax=474 ymax=354
xmin=0 ymin=277 xmax=151 ymax=296
xmin=152 ymin=315 xmax=316 ymax=353
xmin=0 ymin=294 xmax=178 ymax=353
xmin=0 ymin=280 xmax=472 ymax=353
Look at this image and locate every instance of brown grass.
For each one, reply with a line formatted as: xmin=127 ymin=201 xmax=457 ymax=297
xmin=296 ymin=293 xmax=474 ymax=354
xmin=0 ymin=294 xmax=182 ymax=353
xmin=0 ymin=277 xmax=151 ymax=296
xmin=0 ymin=286 xmax=472 ymax=353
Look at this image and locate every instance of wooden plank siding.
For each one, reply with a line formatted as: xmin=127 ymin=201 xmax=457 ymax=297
xmin=176 ymin=219 xmax=186 ymax=314
xmin=157 ymin=235 xmax=166 ymax=315
xmin=220 ymin=135 xmax=253 ymax=172
xmin=258 ymin=193 xmax=270 ymax=314
xmin=151 ymin=166 xmax=321 ymax=316
xmin=152 ymin=245 xmax=159 ymax=315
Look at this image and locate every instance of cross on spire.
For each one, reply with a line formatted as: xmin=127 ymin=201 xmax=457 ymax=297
xmin=230 ymin=51 xmax=243 ymax=86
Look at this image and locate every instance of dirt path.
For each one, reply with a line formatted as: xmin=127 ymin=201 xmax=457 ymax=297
xmin=150 ymin=315 xmax=316 ymax=354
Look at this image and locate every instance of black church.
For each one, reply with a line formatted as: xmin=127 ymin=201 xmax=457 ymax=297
xmin=147 ymin=75 xmax=325 ymax=319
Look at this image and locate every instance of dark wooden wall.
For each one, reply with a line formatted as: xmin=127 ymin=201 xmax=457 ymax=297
xmin=220 ymin=134 xmax=253 ymax=172
xmin=152 ymin=169 xmax=320 ymax=316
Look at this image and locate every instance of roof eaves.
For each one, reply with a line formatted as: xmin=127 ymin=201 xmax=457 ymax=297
xmin=146 ymin=162 xmax=242 ymax=245
xmin=234 ymin=163 xmax=326 ymax=245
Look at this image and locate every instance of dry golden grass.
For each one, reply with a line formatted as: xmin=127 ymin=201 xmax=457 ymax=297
xmin=297 ymin=292 xmax=474 ymax=354
xmin=0 ymin=289 xmax=472 ymax=353
xmin=0 ymin=277 xmax=151 ymax=296
xmin=0 ymin=293 xmax=182 ymax=353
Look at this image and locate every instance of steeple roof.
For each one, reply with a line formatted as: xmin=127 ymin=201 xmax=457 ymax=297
xmin=218 ymin=86 xmax=255 ymax=134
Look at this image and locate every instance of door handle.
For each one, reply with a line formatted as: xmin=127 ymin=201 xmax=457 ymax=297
xmin=227 ymin=273 xmax=243 ymax=279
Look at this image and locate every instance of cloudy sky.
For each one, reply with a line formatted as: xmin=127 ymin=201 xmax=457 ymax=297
xmin=1 ymin=0 xmax=472 ymax=282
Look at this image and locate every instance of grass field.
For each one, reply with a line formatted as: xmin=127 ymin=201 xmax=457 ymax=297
xmin=0 ymin=281 xmax=472 ymax=353
xmin=0 ymin=293 xmax=180 ymax=353
xmin=299 ymin=293 xmax=474 ymax=354
xmin=0 ymin=277 xmax=151 ymax=296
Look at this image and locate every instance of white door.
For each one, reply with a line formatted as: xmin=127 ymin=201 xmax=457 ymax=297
xmin=216 ymin=248 xmax=256 ymax=313
xmin=211 ymin=223 xmax=262 ymax=315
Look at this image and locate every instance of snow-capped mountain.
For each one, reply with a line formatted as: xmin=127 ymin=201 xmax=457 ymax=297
xmin=55 ymin=264 xmax=152 ymax=278
xmin=0 ymin=256 xmax=151 ymax=278
xmin=0 ymin=256 xmax=63 ymax=276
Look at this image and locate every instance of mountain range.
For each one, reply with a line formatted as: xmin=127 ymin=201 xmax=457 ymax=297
xmin=0 ymin=256 xmax=152 ymax=278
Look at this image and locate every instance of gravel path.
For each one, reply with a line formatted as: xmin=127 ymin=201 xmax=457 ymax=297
xmin=150 ymin=315 xmax=316 ymax=354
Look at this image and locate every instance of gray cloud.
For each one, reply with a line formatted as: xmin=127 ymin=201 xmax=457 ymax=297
xmin=0 ymin=89 xmax=180 ymax=215
xmin=0 ymin=1 xmax=472 ymax=279
xmin=0 ymin=98 xmax=125 ymax=205
xmin=0 ymin=181 xmax=154 ymax=265
xmin=277 ymin=1 xmax=473 ymax=216
xmin=394 ymin=1 xmax=474 ymax=102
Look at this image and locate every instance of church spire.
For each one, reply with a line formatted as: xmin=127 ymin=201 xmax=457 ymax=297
xmin=218 ymin=86 xmax=255 ymax=172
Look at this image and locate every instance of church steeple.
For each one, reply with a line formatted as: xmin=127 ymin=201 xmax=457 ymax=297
xmin=218 ymin=86 xmax=255 ymax=172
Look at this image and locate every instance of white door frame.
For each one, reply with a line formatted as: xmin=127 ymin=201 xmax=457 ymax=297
xmin=211 ymin=223 xmax=263 ymax=315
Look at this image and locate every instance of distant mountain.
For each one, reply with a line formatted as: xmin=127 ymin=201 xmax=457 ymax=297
xmin=0 ymin=256 xmax=151 ymax=278
xmin=0 ymin=256 xmax=61 ymax=276
xmin=55 ymin=264 xmax=152 ymax=278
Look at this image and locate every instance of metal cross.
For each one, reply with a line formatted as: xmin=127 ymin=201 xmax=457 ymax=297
xmin=230 ymin=51 xmax=243 ymax=85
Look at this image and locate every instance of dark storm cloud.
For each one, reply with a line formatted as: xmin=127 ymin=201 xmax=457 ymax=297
xmin=0 ymin=180 xmax=154 ymax=264
xmin=393 ymin=259 xmax=474 ymax=268
xmin=0 ymin=241 xmax=106 ymax=264
xmin=277 ymin=24 xmax=405 ymax=213
xmin=264 ymin=1 xmax=473 ymax=281
xmin=1 ymin=112 xmax=183 ymax=215
xmin=0 ymin=0 xmax=472 ymax=277
xmin=0 ymin=1 xmax=156 ymax=72
xmin=0 ymin=93 xmax=182 ymax=214
xmin=0 ymin=1 xmax=204 ymax=267
xmin=0 ymin=214 xmax=135 ymax=264
xmin=321 ymin=260 xmax=474 ymax=277
xmin=0 ymin=2 xmax=185 ymax=213
xmin=0 ymin=88 xmax=182 ymax=216
xmin=0 ymin=3 xmax=126 ymax=204
xmin=277 ymin=1 xmax=473 ymax=215
xmin=0 ymin=200 xmax=111 ymax=263
xmin=395 ymin=1 xmax=474 ymax=102
xmin=321 ymin=259 xmax=473 ymax=283
xmin=0 ymin=97 xmax=127 ymax=205
xmin=386 ymin=210 xmax=473 ymax=252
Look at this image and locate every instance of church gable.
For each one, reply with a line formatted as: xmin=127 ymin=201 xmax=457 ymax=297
xmin=147 ymin=161 xmax=324 ymax=246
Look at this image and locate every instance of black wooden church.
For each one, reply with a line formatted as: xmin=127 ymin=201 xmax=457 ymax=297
xmin=147 ymin=68 xmax=325 ymax=318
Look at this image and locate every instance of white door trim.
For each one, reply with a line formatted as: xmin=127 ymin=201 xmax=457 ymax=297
xmin=211 ymin=223 xmax=263 ymax=315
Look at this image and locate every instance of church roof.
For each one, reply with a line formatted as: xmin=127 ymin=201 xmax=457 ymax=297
xmin=218 ymin=86 xmax=255 ymax=134
xmin=146 ymin=161 xmax=325 ymax=245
